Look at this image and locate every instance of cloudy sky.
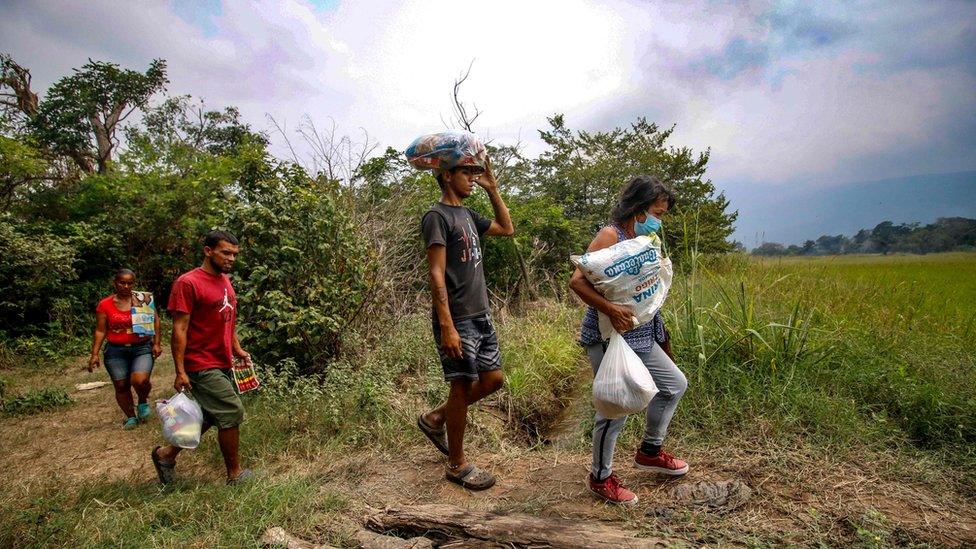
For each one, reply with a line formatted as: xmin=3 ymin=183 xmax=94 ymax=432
xmin=3 ymin=0 xmax=974 ymax=244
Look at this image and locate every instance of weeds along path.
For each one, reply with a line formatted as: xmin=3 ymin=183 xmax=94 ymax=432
xmin=0 ymin=351 xmax=220 ymax=484
xmin=3 ymin=347 xmax=976 ymax=546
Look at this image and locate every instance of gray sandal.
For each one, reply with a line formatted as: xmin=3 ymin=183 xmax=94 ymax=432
xmin=151 ymin=446 xmax=176 ymax=485
xmin=417 ymin=414 xmax=449 ymax=456
xmin=228 ymin=469 xmax=254 ymax=485
xmin=446 ymin=464 xmax=496 ymax=491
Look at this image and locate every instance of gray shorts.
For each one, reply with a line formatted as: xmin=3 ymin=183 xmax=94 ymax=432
xmin=432 ymin=314 xmax=502 ymax=381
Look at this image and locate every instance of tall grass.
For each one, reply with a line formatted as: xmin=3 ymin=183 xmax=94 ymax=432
xmin=641 ymin=251 xmax=976 ymax=457
xmin=0 ymin=474 xmax=347 ymax=547
xmin=497 ymin=303 xmax=587 ymax=441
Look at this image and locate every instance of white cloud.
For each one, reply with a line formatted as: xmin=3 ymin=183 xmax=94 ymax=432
xmin=1 ymin=0 xmax=974 ymax=189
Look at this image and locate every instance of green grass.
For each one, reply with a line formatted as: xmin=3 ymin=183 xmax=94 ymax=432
xmin=1 ymin=474 xmax=347 ymax=547
xmin=649 ymin=253 xmax=976 ymax=458
xmin=1 ymin=252 xmax=974 ymax=545
xmin=498 ymin=303 xmax=587 ymax=441
xmin=2 ymin=386 xmax=73 ymax=416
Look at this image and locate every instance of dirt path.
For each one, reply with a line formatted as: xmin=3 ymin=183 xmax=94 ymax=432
xmin=3 ymin=353 xmax=976 ymax=546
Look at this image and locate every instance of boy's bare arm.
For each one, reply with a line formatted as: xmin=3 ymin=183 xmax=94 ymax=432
xmin=478 ymin=158 xmax=514 ymax=237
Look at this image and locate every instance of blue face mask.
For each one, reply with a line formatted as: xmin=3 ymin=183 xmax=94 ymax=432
xmin=634 ymin=213 xmax=662 ymax=236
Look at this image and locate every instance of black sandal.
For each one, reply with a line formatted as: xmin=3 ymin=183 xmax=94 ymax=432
xmin=417 ymin=414 xmax=449 ymax=456
xmin=446 ymin=464 xmax=496 ymax=491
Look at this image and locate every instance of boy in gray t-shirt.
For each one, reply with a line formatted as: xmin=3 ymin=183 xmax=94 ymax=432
xmin=417 ymin=158 xmax=514 ymax=491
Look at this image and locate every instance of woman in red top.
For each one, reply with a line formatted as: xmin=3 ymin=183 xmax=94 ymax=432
xmin=88 ymin=268 xmax=162 ymax=429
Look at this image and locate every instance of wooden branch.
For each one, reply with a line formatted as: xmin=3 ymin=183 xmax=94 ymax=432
xmin=259 ymin=526 xmax=434 ymax=549
xmin=452 ymin=60 xmax=481 ymax=132
xmin=354 ymin=529 xmax=434 ymax=549
xmin=259 ymin=527 xmax=333 ymax=549
xmin=365 ymin=504 xmax=672 ymax=548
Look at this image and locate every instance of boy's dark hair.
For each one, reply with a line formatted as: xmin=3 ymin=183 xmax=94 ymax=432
xmin=434 ymin=169 xmax=448 ymax=190
xmin=204 ymin=230 xmax=239 ymax=249
xmin=610 ymin=175 xmax=676 ymax=225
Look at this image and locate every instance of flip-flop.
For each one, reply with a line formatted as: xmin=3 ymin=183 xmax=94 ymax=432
xmin=136 ymin=403 xmax=151 ymax=422
xmin=151 ymin=446 xmax=176 ymax=485
xmin=445 ymin=464 xmax=496 ymax=491
xmin=417 ymin=414 xmax=449 ymax=456
xmin=228 ymin=469 xmax=254 ymax=485
xmin=123 ymin=417 xmax=138 ymax=430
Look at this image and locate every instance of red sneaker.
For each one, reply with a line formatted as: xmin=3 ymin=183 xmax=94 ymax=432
xmin=588 ymin=473 xmax=638 ymax=505
xmin=634 ymin=449 xmax=689 ymax=476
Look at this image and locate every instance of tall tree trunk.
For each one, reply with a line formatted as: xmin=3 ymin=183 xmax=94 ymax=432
xmin=89 ymin=115 xmax=114 ymax=173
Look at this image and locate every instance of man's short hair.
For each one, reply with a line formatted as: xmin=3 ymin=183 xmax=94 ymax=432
xmin=204 ymin=230 xmax=239 ymax=249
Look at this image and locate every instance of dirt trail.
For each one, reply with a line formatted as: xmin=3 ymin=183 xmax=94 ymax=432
xmin=2 ymin=353 xmax=976 ymax=546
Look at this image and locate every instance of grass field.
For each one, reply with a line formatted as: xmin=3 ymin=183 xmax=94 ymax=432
xmin=1 ymin=253 xmax=974 ymax=546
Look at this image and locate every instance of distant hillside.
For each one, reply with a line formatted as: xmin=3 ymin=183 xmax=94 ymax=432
xmin=728 ymin=171 xmax=976 ymax=246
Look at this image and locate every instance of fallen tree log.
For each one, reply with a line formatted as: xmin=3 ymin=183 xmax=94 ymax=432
xmin=365 ymin=504 xmax=672 ymax=548
xmin=260 ymin=526 xmax=435 ymax=549
xmin=355 ymin=529 xmax=435 ymax=549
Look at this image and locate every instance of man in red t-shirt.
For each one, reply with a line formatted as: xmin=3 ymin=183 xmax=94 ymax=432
xmin=151 ymin=230 xmax=253 ymax=484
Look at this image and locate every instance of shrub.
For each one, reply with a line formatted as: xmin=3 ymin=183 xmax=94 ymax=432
xmin=498 ymin=302 xmax=586 ymax=442
xmin=0 ymin=218 xmax=79 ymax=334
xmin=225 ymin=163 xmax=373 ymax=372
xmin=2 ymin=387 xmax=72 ymax=416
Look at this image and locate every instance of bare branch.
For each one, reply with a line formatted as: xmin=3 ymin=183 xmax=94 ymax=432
xmin=451 ymin=59 xmax=481 ymax=132
xmin=266 ymin=114 xmax=302 ymax=166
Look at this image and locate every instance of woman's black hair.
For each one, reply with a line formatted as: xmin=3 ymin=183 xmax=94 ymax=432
xmin=114 ymin=268 xmax=135 ymax=280
xmin=610 ymin=175 xmax=676 ymax=225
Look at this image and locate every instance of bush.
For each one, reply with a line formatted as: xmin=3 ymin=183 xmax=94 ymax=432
xmin=225 ymin=163 xmax=373 ymax=372
xmin=2 ymin=387 xmax=72 ymax=416
xmin=0 ymin=218 xmax=79 ymax=334
xmin=498 ymin=302 xmax=586 ymax=442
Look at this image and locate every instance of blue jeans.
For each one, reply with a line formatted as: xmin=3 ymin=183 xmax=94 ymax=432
xmin=103 ymin=341 xmax=154 ymax=381
xmin=587 ymin=342 xmax=687 ymax=480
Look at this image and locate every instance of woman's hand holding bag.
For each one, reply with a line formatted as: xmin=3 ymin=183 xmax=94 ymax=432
xmin=592 ymin=332 xmax=659 ymax=419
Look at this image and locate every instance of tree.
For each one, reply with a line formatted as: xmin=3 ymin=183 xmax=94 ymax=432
xmin=0 ymin=54 xmax=39 ymax=131
xmin=816 ymin=234 xmax=849 ymax=255
xmin=752 ymin=242 xmax=786 ymax=256
xmin=224 ymin=161 xmax=373 ymax=371
xmin=31 ymin=58 xmax=168 ymax=173
xmin=123 ymin=95 xmax=267 ymax=176
xmin=529 ymin=115 xmax=737 ymax=268
xmin=870 ymin=221 xmax=912 ymax=255
xmin=0 ymin=135 xmax=47 ymax=209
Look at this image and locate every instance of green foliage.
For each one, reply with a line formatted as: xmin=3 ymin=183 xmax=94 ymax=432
xmin=528 ymin=115 xmax=737 ymax=266
xmin=123 ymin=95 xmax=269 ymax=171
xmin=0 ymin=217 xmax=79 ymax=333
xmin=31 ymin=59 xmax=168 ymax=173
xmin=498 ymin=303 xmax=586 ymax=441
xmin=753 ymin=217 xmax=976 ymax=256
xmin=0 ymin=474 xmax=344 ymax=547
xmin=2 ymin=387 xmax=72 ymax=416
xmin=0 ymin=135 xmax=47 ymax=207
xmin=227 ymin=163 xmax=373 ymax=371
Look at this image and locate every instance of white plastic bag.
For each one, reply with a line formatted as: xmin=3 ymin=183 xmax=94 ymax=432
xmin=592 ymin=332 xmax=659 ymax=419
xmin=570 ymin=235 xmax=673 ymax=339
xmin=155 ymin=391 xmax=203 ymax=449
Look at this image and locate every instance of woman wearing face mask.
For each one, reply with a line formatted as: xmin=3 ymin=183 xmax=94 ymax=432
xmin=569 ymin=175 xmax=689 ymax=506
xmin=88 ymin=268 xmax=162 ymax=429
